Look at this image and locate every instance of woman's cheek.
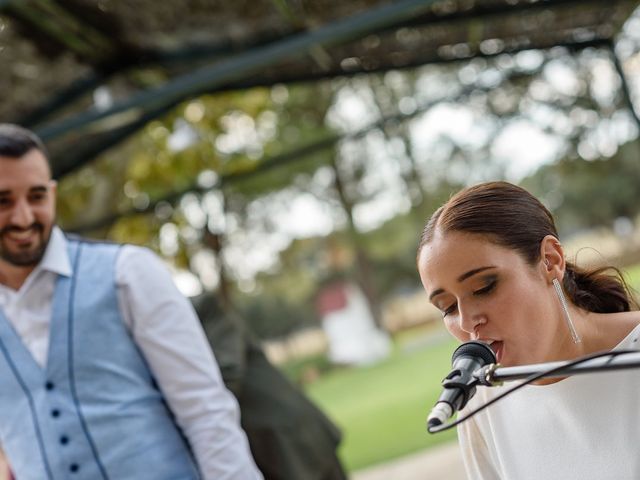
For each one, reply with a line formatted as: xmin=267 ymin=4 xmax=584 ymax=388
xmin=444 ymin=316 xmax=468 ymax=342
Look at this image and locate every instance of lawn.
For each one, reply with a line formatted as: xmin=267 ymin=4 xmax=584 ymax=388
xmin=303 ymin=330 xmax=458 ymax=472
xmin=622 ymin=263 xmax=640 ymax=294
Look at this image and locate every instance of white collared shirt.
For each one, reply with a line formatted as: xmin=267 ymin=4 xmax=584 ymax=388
xmin=0 ymin=227 xmax=262 ymax=480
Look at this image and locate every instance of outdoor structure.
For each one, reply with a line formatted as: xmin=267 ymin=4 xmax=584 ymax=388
xmin=1 ymin=0 xmax=640 ymax=348
xmin=0 ymin=0 xmax=638 ymax=184
xmin=2 ymin=0 xmax=639 ymax=331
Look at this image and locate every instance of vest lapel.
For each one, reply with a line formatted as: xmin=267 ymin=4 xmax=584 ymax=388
xmin=46 ymin=239 xmax=79 ymax=381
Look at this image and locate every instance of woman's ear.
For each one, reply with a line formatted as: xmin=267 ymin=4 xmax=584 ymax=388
xmin=540 ymin=235 xmax=565 ymax=282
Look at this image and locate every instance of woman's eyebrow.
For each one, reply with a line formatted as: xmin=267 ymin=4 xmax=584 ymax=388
xmin=457 ymin=266 xmax=496 ymax=282
xmin=429 ymin=266 xmax=497 ymax=301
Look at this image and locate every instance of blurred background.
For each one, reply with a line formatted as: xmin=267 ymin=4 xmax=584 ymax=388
xmin=2 ymin=1 xmax=640 ymax=478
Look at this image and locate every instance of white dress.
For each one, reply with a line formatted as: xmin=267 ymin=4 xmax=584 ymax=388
xmin=458 ymin=323 xmax=640 ymax=480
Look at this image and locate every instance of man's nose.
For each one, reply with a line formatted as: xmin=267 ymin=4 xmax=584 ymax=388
xmin=9 ymin=198 xmax=35 ymax=227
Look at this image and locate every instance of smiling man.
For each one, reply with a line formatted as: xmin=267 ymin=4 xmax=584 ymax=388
xmin=0 ymin=132 xmax=55 ymax=285
xmin=0 ymin=124 xmax=262 ymax=480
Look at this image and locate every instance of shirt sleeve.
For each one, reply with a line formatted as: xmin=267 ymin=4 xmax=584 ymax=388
xmin=115 ymin=245 xmax=262 ymax=480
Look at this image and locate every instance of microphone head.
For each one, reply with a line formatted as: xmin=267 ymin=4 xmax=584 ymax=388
xmin=452 ymin=340 xmax=496 ymax=366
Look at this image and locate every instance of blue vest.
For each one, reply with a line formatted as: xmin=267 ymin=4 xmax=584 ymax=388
xmin=0 ymin=239 xmax=201 ymax=480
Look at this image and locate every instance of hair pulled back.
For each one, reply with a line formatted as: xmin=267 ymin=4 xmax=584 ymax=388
xmin=417 ymin=181 xmax=633 ymax=314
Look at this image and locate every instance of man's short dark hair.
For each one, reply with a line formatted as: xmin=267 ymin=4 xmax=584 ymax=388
xmin=0 ymin=123 xmax=49 ymax=161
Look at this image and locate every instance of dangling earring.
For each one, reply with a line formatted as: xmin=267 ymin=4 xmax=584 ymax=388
xmin=552 ymin=277 xmax=581 ymax=344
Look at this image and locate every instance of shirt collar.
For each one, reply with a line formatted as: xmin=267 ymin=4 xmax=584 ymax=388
xmin=38 ymin=226 xmax=72 ymax=277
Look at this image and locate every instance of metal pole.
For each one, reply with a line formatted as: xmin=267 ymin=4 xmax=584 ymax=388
xmin=482 ymin=351 xmax=640 ymax=383
xmin=35 ymin=0 xmax=444 ymax=142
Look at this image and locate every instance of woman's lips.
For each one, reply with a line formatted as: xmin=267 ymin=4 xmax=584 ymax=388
xmin=490 ymin=341 xmax=504 ymax=363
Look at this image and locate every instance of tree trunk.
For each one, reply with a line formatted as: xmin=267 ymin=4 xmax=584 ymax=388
xmin=329 ymin=156 xmax=385 ymax=330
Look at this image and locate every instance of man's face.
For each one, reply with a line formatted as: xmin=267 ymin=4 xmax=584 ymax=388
xmin=0 ymin=149 xmax=56 ymax=268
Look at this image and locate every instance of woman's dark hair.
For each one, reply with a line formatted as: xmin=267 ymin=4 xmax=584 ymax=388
xmin=417 ymin=181 xmax=634 ymax=313
xmin=0 ymin=123 xmax=49 ymax=163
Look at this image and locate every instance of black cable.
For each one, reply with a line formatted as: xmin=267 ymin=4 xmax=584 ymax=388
xmin=427 ymin=348 xmax=638 ymax=433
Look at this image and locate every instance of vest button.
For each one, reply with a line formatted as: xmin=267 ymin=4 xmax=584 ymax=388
xmin=60 ymin=435 xmax=69 ymax=445
xmin=69 ymin=464 xmax=79 ymax=473
xmin=51 ymin=409 xmax=60 ymax=418
xmin=45 ymin=381 xmax=54 ymax=390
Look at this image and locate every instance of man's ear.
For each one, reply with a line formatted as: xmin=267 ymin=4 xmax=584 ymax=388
xmin=539 ymin=234 xmax=565 ymax=282
xmin=48 ymin=180 xmax=58 ymax=217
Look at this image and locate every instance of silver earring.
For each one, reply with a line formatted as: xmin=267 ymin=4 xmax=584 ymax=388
xmin=552 ymin=278 xmax=581 ymax=344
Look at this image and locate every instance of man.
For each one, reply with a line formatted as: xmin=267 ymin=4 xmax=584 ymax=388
xmin=0 ymin=124 xmax=262 ymax=480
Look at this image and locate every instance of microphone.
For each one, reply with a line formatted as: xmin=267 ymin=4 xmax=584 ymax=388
xmin=427 ymin=341 xmax=496 ymax=430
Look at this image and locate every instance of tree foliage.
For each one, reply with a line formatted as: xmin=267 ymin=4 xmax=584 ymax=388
xmin=523 ymin=141 xmax=640 ymax=236
xmin=54 ymin=30 xmax=640 ymax=339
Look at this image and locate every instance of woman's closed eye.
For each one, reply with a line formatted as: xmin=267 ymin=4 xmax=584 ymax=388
xmin=442 ymin=280 xmax=497 ymax=317
xmin=442 ymin=303 xmax=457 ymax=317
xmin=473 ymin=279 xmax=497 ymax=296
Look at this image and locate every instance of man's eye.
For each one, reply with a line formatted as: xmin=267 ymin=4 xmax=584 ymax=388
xmin=29 ymin=193 xmax=46 ymax=202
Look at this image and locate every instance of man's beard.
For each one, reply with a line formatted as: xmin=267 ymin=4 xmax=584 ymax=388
xmin=0 ymin=223 xmax=50 ymax=267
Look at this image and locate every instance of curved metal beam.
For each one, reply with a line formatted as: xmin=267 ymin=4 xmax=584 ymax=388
xmin=35 ymin=0 xmax=445 ymax=142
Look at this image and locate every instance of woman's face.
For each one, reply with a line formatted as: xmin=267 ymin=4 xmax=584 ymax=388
xmin=418 ymin=229 xmax=559 ymax=367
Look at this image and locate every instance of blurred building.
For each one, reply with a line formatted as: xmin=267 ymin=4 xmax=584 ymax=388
xmin=315 ymin=280 xmax=391 ymax=365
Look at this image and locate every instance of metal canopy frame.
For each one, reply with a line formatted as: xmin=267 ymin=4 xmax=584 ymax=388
xmin=0 ymin=0 xmax=638 ymax=180
xmin=66 ymin=65 xmax=548 ymax=234
xmin=10 ymin=0 xmax=619 ymax=128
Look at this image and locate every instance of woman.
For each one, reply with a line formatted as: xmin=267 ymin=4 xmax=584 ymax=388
xmin=416 ymin=181 xmax=640 ymax=480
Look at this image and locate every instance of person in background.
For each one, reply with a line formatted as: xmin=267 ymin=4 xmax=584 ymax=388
xmin=193 ymin=292 xmax=347 ymax=480
xmin=0 ymin=123 xmax=262 ymax=479
xmin=416 ymin=181 xmax=640 ymax=480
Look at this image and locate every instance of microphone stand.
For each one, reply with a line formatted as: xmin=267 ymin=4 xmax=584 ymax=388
xmin=475 ymin=350 xmax=640 ymax=386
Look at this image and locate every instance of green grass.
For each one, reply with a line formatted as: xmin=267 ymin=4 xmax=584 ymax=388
xmin=622 ymin=263 xmax=640 ymax=294
xmin=303 ymin=333 xmax=458 ymax=472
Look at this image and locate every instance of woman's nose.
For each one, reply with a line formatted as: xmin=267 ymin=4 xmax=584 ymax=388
xmin=458 ymin=306 xmax=485 ymax=335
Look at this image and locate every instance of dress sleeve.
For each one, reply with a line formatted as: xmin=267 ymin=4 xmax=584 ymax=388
xmin=115 ymin=246 xmax=262 ymax=480
xmin=457 ymin=413 xmax=501 ymax=480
